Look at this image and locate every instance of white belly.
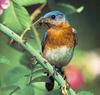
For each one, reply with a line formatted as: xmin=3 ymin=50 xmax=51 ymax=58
xmin=44 ymin=46 xmax=74 ymax=67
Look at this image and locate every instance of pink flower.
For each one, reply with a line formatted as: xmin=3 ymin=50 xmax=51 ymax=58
xmin=64 ymin=64 xmax=85 ymax=90
xmin=0 ymin=0 xmax=10 ymax=15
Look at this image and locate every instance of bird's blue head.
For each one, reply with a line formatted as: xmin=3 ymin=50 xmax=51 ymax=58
xmin=44 ymin=11 xmax=66 ymax=21
xmin=41 ymin=11 xmax=67 ymax=26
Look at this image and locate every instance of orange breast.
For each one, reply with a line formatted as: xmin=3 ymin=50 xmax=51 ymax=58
xmin=45 ymin=22 xmax=76 ymax=49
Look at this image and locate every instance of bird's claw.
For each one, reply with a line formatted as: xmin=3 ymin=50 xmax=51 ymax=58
xmin=61 ymin=85 xmax=68 ymax=95
xmin=45 ymin=65 xmax=56 ymax=77
xmin=31 ymin=56 xmax=37 ymax=64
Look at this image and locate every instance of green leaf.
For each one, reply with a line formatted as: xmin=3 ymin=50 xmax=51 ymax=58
xmin=2 ymin=66 xmax=30 ymax=87
xmin=0 ymin=55 xmax=10 ymax=64
xmin=31 ymin=72 xmax=46 ymax=82
xmin=77 ymin=91 xmax=93 ymax=95
xmin=30 ymin=27 xmax=41 ymax=51
xmin=32 ymin=64 xmax=44 ymax=73
xmin=13 ymin=0 xmax=47 ymax=6
xmin=57 ymin=4 xmax=84 ymax=14
xmin=17 ymin=85 xmax=35 ymax=95
xmin=17 ymin=76 xmax=29 ymax=89
xmin=48 ymin=2 xmax=84 ymax=15
xmin=76 ymin=6 xmax=84 ymax=13
xmin=19 ymin=26 xmax=41 ymax=51
xmin=1 ymin=1 xmax=31 ymax=34
xmin=0 ymin=80 xmax=1 ymax=87
xmin=26 ymin=64 xmax=46 ymax=83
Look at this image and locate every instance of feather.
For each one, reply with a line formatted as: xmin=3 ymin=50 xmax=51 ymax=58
xmin=42 ymin=32 xmax=48 ymax=52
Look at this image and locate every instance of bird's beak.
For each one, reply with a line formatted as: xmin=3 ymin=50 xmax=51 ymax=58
xmin=33 ymin=17 xmax=53 ymax=26
xmin=33 ymin=17 xmax=44 ymax=25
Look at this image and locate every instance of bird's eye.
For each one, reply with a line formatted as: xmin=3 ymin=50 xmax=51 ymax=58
xmin=51 ymin=15 xmax=56 ymax=19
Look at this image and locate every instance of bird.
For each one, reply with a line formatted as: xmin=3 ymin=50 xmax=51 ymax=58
xmin=38 ymin=11 xmax=77 ymax=91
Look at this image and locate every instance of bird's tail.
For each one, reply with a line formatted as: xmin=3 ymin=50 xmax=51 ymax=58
xmin=45 ymin=75 xmax=54 ymax=91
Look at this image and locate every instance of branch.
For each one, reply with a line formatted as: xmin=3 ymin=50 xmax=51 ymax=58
xmin=0 ymin=23 xmax=76 ymax=95
xmin=31 ymin=3 xmax=46 ymax=21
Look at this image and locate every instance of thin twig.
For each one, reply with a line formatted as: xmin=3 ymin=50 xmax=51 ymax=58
xmin=32 ymin=17 xmax=43 ymax=25
xmin=20 ymin=27 xmax=30 ymax=40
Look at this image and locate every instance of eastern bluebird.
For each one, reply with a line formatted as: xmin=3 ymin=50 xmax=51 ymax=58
xmin=38 ymin=11 xmax=77 ymax=91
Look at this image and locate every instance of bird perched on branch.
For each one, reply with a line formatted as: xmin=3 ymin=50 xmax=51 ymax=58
xmin=38 ymin=11 xmax=77 ymax=91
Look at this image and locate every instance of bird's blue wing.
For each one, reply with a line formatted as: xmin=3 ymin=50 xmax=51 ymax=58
xmin=42 ymin=32 xmax=48 ymax=52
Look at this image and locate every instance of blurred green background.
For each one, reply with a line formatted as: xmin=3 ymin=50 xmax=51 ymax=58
xmin=0 ymin=0 xmax=100 ymax=95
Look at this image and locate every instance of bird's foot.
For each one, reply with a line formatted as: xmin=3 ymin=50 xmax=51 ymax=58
xmin=61 ymin=84 xmax=69 ymax=95
xmin=31 ymin=56 xmax=37 ymax=64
